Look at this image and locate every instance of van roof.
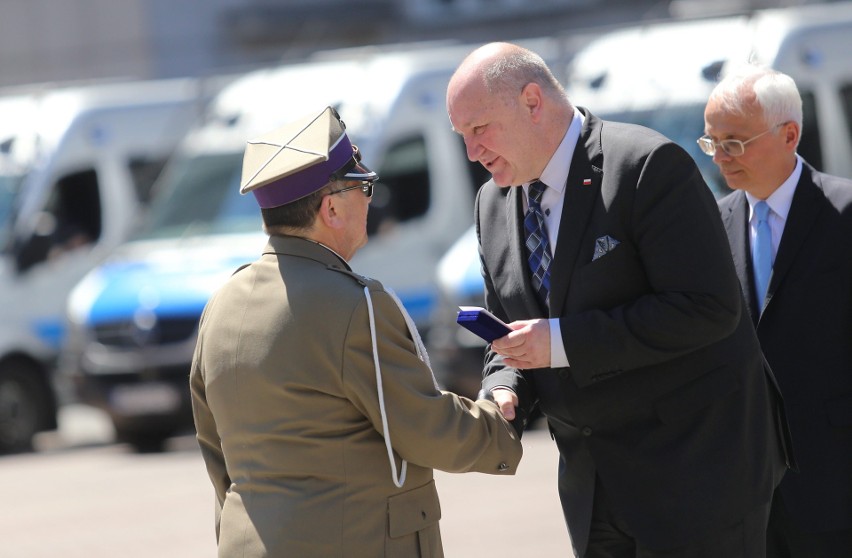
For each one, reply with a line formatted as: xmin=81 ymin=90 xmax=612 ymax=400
xmin=0 ymin=78 xmax=202 ymax=153
xmin=186 ymin=36 xmax=567 ymax=155
xmin=201 ymin=43 xmax=486 ymax=135
xmin=567 ymin=3 xmax=852 ymax=111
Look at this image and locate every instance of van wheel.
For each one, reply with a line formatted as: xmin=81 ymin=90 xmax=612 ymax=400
xmin=0 ymin=363 xmax=45 ymax=454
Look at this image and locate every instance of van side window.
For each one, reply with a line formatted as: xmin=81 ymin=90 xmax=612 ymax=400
xmin=799 ymin=91 xmax=824 ymax=171
xmin=128 ymin=157 xmax=169 ymax=204
xmin=368 ymin=136 xmax=430 ymax=236
xmin=15 ymin=169 xmax=101 ymax=272
xmin=841 ymin=84 xmax=852 ymax=150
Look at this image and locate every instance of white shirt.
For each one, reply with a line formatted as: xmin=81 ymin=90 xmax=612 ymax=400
xmin=745 ymin=155 xmax=802 ymax=266
xmin=521 ymin=109 xmax=584 ymax=368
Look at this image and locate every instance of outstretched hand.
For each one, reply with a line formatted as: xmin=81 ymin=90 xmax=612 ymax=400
xmin=491 ymin=388 xmax=519 ymax=421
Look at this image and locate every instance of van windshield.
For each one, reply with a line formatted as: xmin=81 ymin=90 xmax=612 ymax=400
xmin=0 ymin=173 xmax=21 ymax=218
xmin=599 ymin=104 xmax=728 ymax=199
xmin=135 ymin=153 xmax=259 ymax=240
xmin=0 ymin=171 xmax=25 ymax=249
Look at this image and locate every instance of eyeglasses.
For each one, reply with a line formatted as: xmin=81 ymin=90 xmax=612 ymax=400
xmin=697 ymin=122 xmax=786 ymax=157
xmin=328 ymin=181 xmax=374 ymax=198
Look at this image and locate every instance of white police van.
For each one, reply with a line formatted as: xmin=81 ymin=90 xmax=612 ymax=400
xmin=62 ymin=40 xmax=576 ymax=450
xmin=428 ymin=3 xmax=852 ymax=397
xmin=0 ymin=79 xmax=205 ymax=452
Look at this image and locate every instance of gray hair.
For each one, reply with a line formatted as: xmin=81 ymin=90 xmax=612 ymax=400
xmin=710 ymin=63 xmax=803 ymax=144
xmin=481 ymin=47 xmax=567 ymax=104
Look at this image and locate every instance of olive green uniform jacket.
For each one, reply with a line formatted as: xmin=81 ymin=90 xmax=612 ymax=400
xmin=190 ymin=235 xmax=522 ymax=557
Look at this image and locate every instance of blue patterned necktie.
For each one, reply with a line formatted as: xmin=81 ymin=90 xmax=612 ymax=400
xmin=524 ymin=180 xmax=552 ymax=307
xmin=752 ymin=201 xmax=772 ymax=310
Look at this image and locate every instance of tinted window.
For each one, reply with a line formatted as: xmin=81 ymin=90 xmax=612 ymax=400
xmin=15 ymin=168 xmax=101 ymax=271
xmin=799 ymin=90 xmax=823 ymax=171
xmin=368 ymin=136 xmax=430 ymax=235
xmin=137 ymin=153 xmax=258 ymax=240
xmin=840 ymin=83 xmax=852 ymax=155
xmin=128 ymin=157 xmax=169 ymax=204
xmin=0 ymin=172 xmax=23 ymax=250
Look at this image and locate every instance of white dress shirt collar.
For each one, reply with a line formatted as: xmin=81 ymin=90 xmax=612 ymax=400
xmin=525 ymin=108 xmax=584 ymax=195
xmin=745 ymin=154 xmax=802 ymax=222
xmin=745 ymin=155 xmax=802 ymax=262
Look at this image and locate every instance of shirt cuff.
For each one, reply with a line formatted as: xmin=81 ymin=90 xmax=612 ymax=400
xmin=549 ymin=317 xmax=569 ymax=368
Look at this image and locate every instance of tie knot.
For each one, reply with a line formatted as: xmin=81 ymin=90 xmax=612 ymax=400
xmin=754 ymin=201 xmax=770 ymax=222
xmin=529 ymin=181 xmax=547 ymax=205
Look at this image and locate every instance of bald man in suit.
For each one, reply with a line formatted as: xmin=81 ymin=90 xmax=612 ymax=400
xmin=447 ymin=42 xmax=794 ymax=558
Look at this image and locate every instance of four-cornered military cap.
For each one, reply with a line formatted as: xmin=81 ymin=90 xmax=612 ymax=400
xmin=239 ymin=106 xmax=377 ymax=209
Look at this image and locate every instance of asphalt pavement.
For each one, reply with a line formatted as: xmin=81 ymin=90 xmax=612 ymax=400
xmin=1 ymin=405 xmax=574 ymax=557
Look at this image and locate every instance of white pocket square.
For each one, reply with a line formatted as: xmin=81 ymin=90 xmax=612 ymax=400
xmin=593 ymin=235 xmax=620 ymax=261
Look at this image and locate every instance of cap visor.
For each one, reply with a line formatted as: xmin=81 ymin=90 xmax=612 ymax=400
xmin=342 ymin=160 xmax=377 ymax=181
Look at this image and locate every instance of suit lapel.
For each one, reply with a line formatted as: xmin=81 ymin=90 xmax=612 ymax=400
xmin=767 ymin=166 xmax=823 ymax=308
xmin=549 ymin=112 xmax=602 ymax=315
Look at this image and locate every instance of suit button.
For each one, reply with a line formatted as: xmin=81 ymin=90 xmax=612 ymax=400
xmin=582 ymin=426 xmax=592 ymax=436
xmin=497 ymin=462 xmax=510 ymax=471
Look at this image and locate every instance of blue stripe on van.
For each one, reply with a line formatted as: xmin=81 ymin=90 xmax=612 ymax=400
xmin=31 ymin=318 xmax=65 ymax=350
xmin=395 ymin=289 xmax=436 ymax=325
xmin=85 ymin=257 xmax=249 ymax=325
xmin=85 ymin=258 xmax=437 ymax=328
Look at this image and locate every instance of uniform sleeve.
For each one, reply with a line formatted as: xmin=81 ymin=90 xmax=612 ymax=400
xmin=339 ymin=287 xmax=522 ymax=475
xmin=189 ymin=301 xmax=230 ymax=540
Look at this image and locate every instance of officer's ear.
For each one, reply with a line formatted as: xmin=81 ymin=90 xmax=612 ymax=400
xmin=317 ymin=190 xmax=344 ymax=231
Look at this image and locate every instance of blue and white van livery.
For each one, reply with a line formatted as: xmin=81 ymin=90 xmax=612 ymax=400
xmin=0 ymin=79 xmax=205 ymax=452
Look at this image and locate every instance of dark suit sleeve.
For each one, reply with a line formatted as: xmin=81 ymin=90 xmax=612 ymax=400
xmin=562 ymin=142 xmax=744 ymax=387
xmin=474 ymin=187 xmax=538 ymax=428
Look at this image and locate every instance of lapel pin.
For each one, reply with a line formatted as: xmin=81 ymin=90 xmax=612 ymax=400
xmin=583 ymin=178 xmax=592 ymax=186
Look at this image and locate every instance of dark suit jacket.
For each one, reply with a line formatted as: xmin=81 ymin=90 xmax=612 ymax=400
xmin=475 ymin=108 xmax=792 ymax=554
xmin=719 ymin=161 xmax=852 ymax=533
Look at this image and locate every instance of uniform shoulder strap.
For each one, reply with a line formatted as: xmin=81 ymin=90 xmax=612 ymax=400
xmin=231 ymin=263 xmax=251 ymax=276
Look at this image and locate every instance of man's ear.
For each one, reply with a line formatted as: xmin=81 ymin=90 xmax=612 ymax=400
xmin=521 ymin=82 xmax=543 ymax=121
xmin=318 ymin=193 xmax=343 ymax=229
xmin=784 ymin=121 xmax=801 ymax=152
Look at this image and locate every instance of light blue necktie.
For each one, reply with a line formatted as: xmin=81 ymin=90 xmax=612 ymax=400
xmin=524 ymin=181 xmax=551 ymax=307
xmin=752 ymin=201 xmax=772 ymax=310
